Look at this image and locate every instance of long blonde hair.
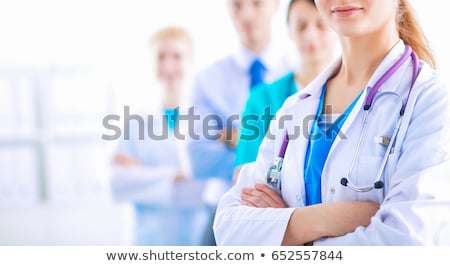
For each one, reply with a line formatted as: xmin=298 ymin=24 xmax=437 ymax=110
xmin=397 ymin=0 xmax=436 ymax=69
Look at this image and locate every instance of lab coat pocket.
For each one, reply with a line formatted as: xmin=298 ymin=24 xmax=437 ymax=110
xmin=355 ymin=155 xmax=384 ymax=203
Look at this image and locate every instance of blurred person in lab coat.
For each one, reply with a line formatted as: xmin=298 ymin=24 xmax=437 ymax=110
xmin=110 ymin=27 xmax=208 ymax=246
xmin=188 ymin=0 xmax=293 ymax=245
xmin=234 ymin=0 xmax=338 ymax=174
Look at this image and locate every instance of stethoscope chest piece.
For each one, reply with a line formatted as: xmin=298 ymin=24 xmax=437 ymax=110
xmin=266 ymin=158 xmax=283 ymax=194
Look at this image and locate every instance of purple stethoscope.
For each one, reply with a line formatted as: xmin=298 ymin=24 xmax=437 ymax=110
xmin=266 ymin=45 xmax=420 ymax=195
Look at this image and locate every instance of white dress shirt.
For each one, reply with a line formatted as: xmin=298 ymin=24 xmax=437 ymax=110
xmin=187 ymin=43 xmax=293 ymax=183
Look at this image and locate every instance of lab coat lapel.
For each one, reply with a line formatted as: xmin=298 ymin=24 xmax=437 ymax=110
xmin=281 ymin=93 xmax=320 ymax=207
xmin=291 ymin=97 xmax=319 ymax=190
xmin=290 ymin=57 xmax=342 ymax=165
xmin=326 ymin=90 xmax=366 ymax=159
xmin=282 ymin=59 xmax=341 ymax=205
xmin=326 ymin=41 xmax=407 ymax=160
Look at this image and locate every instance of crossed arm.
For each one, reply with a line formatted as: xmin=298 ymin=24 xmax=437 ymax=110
xmin=241 ymin=184 xmax=379 ymax=246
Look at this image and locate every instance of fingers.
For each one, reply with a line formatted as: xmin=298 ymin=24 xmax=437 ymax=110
xmin=113 ymin=153 xmax=140 ymax=166
xmin=241 ymin=188 xmax=271 ymax=207
xmin=174 ymin=170 xmax=188 ymax=182
xmin=241 ymin=184 xmax=287 ymax=208
xmin=217 ymin=129 xmax=239 ymax=148
xmin=217 ymin=130 xmax=226 ymax=144
xmin=254 ymin=184 xmax=287 ymax=208
xmin=241 ymin=199 xmax=257 ymax=207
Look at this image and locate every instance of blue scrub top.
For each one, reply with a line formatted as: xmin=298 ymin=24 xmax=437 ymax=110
xmin=303 ymin=83 xmax=363 ymax=205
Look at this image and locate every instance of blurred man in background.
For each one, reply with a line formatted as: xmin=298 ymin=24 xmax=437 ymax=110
xmin=234 ymin=0 xmax=337 ymax=172
xmin=188 ymin=0 xmax=293 ymax=245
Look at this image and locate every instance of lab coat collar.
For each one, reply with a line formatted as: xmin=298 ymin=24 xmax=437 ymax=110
xmin=292 ymin=57 xmax=342 ymax=101
xmin=324 ymin=41 xmax=408 ymax=140
xmin=292 ymin=40 xmax=408 ymax=102
xmin=232 ymin=42 xmax=285 ymax=73
xmin=323 ymin=41 xmax=409 ymax=173
xmin=366 ymin=40 xmax=407 ymax=94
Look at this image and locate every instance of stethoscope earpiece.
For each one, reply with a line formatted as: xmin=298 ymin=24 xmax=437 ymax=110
xmin=340 ymin=177 xmax=385 ymax=192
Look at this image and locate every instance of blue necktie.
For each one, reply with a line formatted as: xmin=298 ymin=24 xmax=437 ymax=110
xmin=249 ymin=59 xmax=266 ymax=89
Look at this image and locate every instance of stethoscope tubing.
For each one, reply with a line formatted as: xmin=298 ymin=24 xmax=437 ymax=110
xmin=267 ymin=45 xmax=419 ymax=194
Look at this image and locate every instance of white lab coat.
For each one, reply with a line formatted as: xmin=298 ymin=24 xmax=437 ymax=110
xmin=111 ymin=107 xmax=194 ymax=205
xmin=214 ymin=41 xmax=450 ymax=245
xmin=111 ymin=107 xmax=208 ymax=245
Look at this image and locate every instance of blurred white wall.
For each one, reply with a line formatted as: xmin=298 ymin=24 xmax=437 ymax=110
xmin=0 ymin=203 xmax=134 ymax=245
xmin=0 ymin=0 xmax=291 ymax=245
xmin=0 ymin=0 xmax=292 ymax=110
xmin=410 ymin=0 xmax=450 ymax=82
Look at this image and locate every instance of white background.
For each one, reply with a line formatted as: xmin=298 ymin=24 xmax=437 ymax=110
xmin=1 ymin=0 xmax=448 ymax=108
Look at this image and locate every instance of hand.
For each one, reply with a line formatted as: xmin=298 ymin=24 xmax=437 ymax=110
xmin=241 ymin=184 xmax=287 ymax=208
xmin=174 ymin=170 xmax=188 ymax=182
xmin=322 ymin=201 xmax=380 ymax=237
xmin=218 ymin=128 xmax=239 ymax=149
xmin=112 ymin=153 xmax=140 ymax=166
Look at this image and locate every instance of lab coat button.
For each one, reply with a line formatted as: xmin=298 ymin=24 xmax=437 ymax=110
xmin=296 ymin=194 xmax=301 ymax=201
xmin=329 ymin=187 xmax=336 ymax=195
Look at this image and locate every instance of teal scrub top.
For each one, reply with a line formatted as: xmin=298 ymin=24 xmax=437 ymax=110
xmin=235 ymin=72 xmax=298 ymax=167
xmin=303 ymin=83 xmax=363 ymax=205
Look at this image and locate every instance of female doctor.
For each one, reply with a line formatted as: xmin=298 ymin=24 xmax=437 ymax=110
xmin=214 ymin=0 xmax=450 ymax=245
xmin=111 ymin=27 xmax=208 ymax=246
